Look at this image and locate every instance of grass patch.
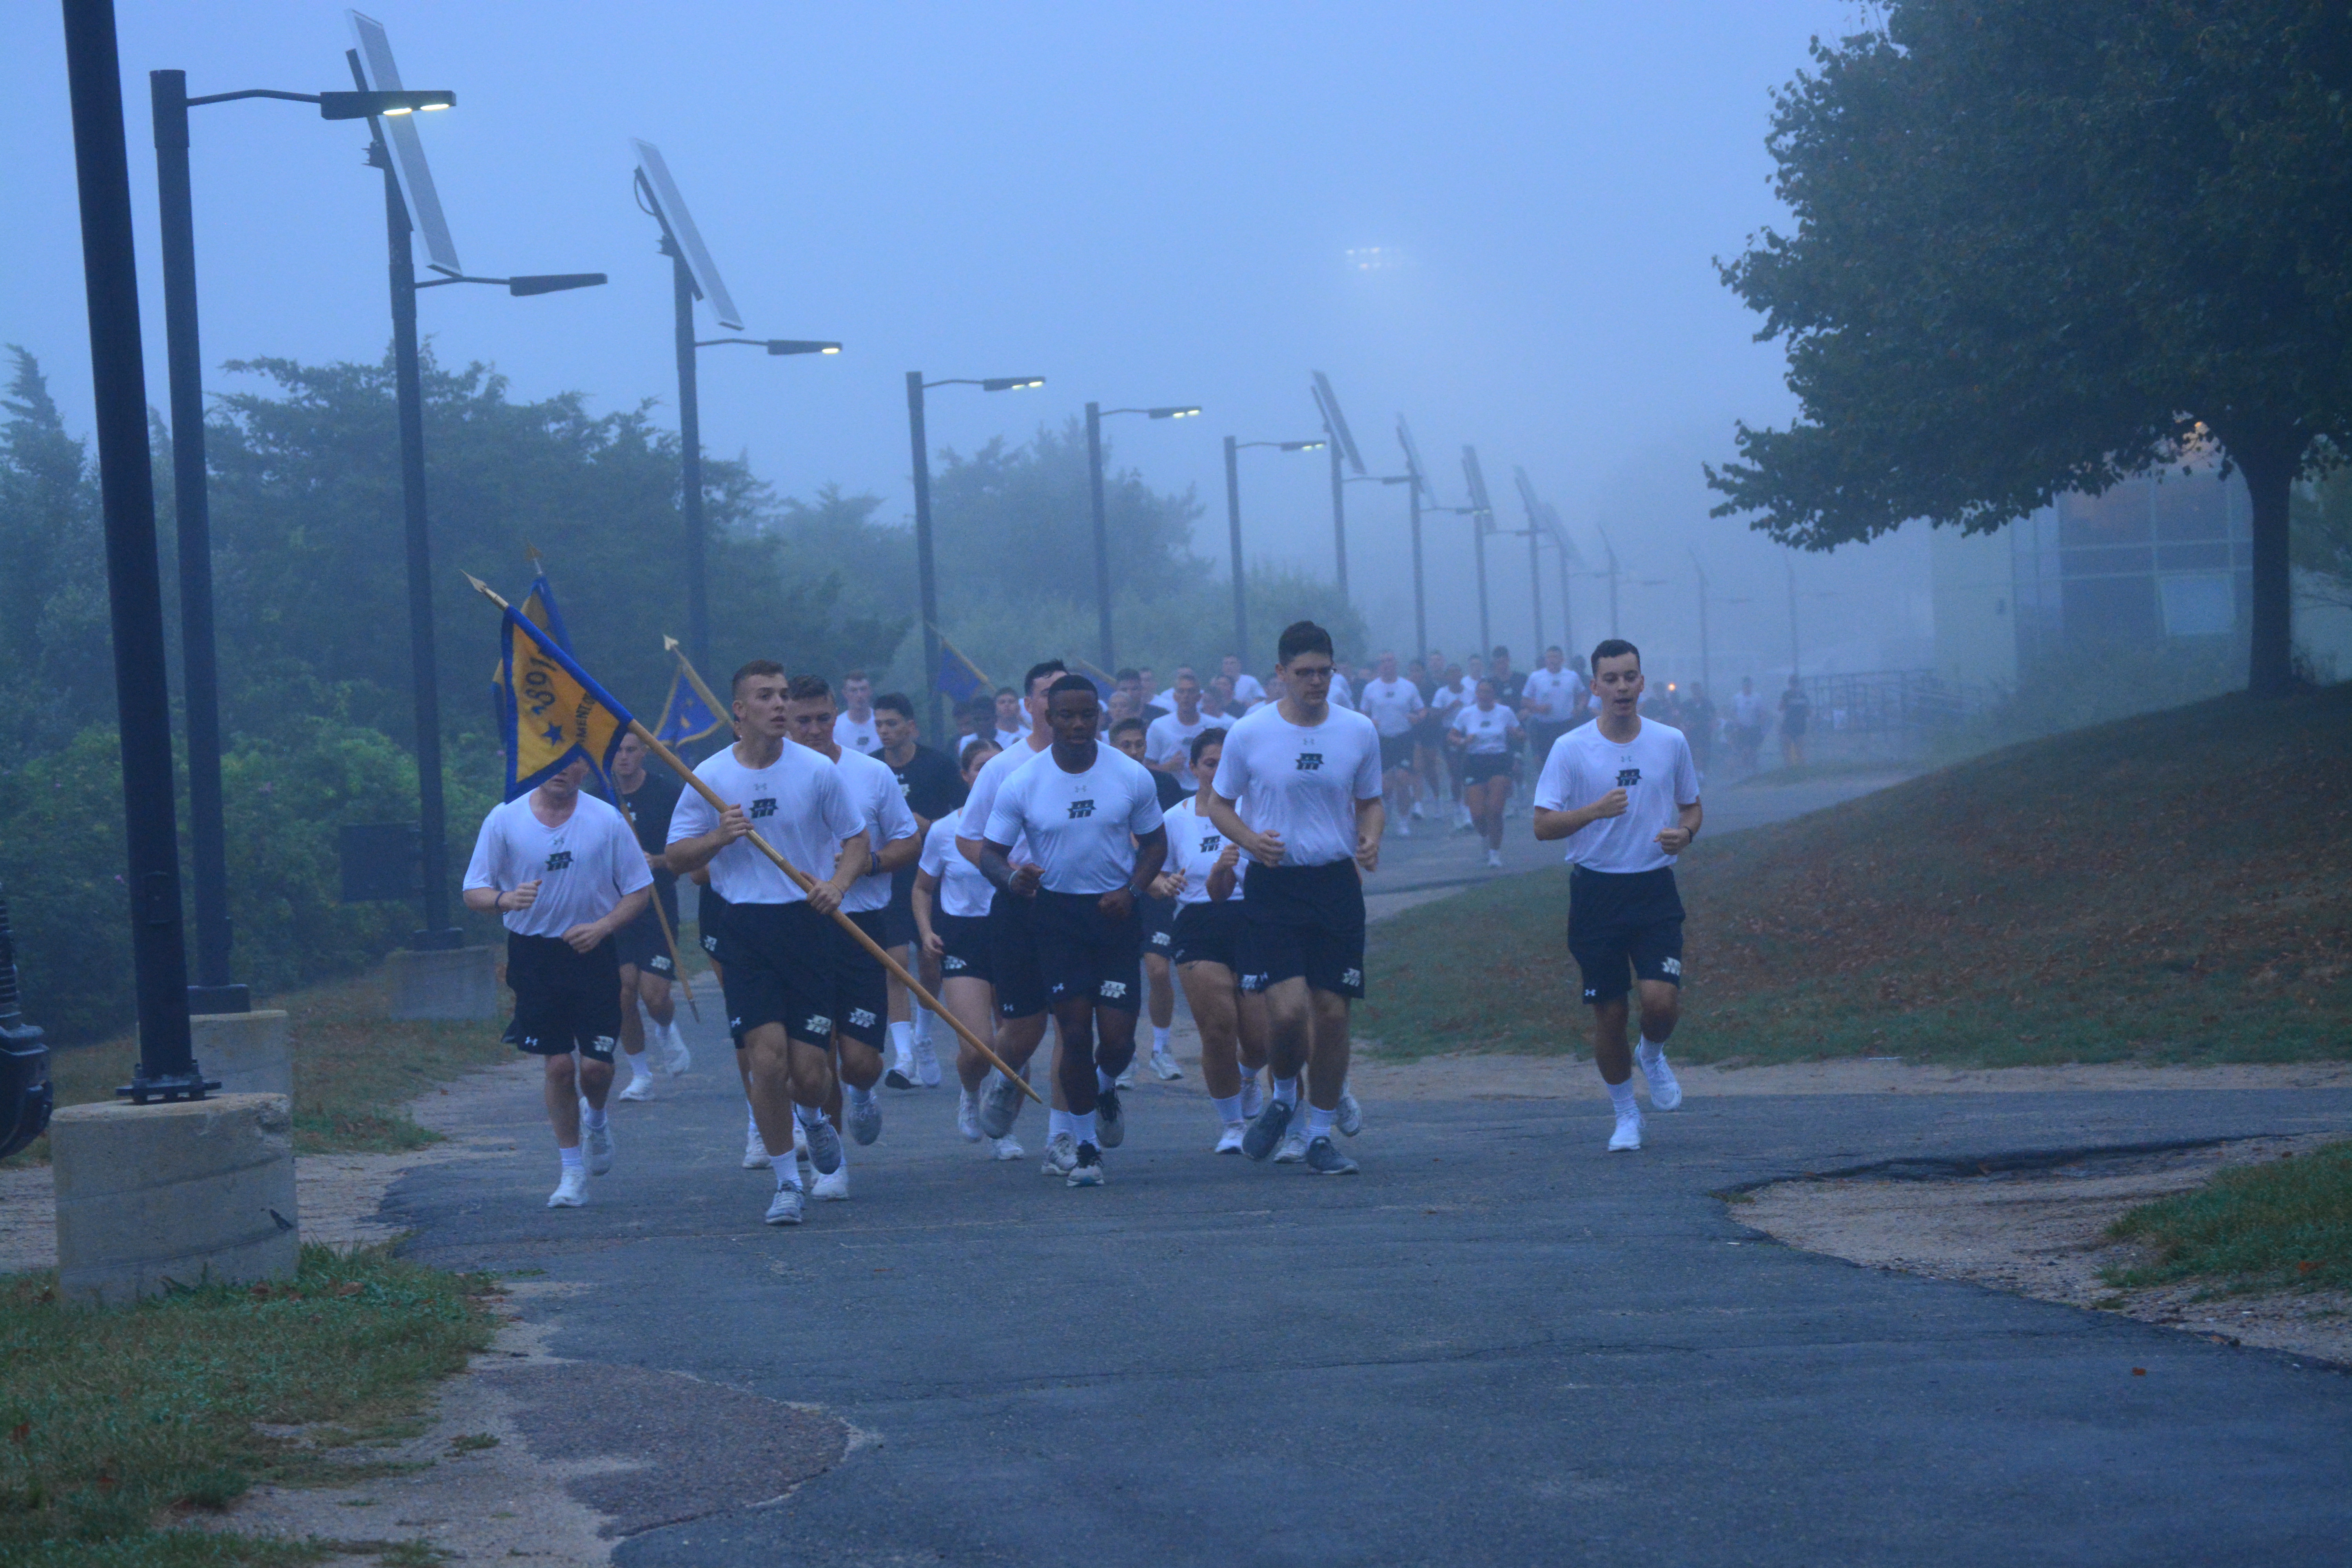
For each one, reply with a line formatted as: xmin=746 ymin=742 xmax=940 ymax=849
xmin=0 ymin=1242 xmax=498 ymax=1566
xmin=6 ymin=971 xmax=514 ymax=1169
xmin=2104 ymin=1141 xmax=2352 ymax=1294
xmin=1359 ymin=685 xmax=2352 ymax=1067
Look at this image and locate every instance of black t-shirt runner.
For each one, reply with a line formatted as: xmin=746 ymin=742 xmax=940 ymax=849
xmin=611 ymin=770 xmax=682 ymax=896
xmin=887 ymin=742 xmax=965 ymax=827
xmin=1151 ymin=768 xmax=1192 ymax=815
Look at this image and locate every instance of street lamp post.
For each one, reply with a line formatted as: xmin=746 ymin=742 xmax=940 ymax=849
xmin=1221 ymin=434 xmax=1326 ymax=669
xmin=1691 ymin=548 xmax=1712 ymax=695
xmin=906 ymin=373 xmax=1045 ymax=737
xmin=1085 ymin=401 xmax=1198 ymax=671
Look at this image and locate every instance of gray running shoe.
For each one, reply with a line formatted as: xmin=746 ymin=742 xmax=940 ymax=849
xmin=800 ymin=1115 xmax=843 ymax=1177
xmin=1067 ymin=1142 xmax=1105 ymax=1187
xmin=1337 ymin=1089 xmax=1364 ymax=1138
xmin=1241 ymin=1096 xmax=1296 ymax=1161
xmin=1094 ymin=1085 xmax=1125 ymax=1149
xmin=847 ymin=1092 xmax=882 ymax=1147
xmin=1150 ymin=1048 xmax=1183 ymax=1081
xmin=584 ymin=1120 xmax=615 ymax=1176
xmin=1303 ymin=1135 xmax=1359 ymax=1175
xmin=1040 ymin=1131 xmax=1079 ymax=1177
xmin=979 ymin=1071 xmax=1027 ymax=1140
xmin=764 ymin=1185 xmax=805 ymax=1226
xmin=1273 ymin=1128 xmax=1309 ymax=1163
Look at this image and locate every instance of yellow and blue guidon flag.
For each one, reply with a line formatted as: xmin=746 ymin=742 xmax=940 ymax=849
xmin=653 ymin=664 xmax=725 ymax=746
xmin=498 ymin=606 xmax=634 ymax=800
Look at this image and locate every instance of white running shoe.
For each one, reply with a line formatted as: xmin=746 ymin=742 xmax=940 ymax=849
xmin=1067 ymin=1142 xmax=1105 ymax=1187
xmin=990 ymin=1135 xmax=1026 ymax=1161
xmin=1637 ymin=1041 xmax=1683 ymax=1111
xmin=1485 ymin=849 xmax=1503 ymax=869
xmin=792 ymin=1121 xmax=810 ymax=1165
xmin=956 ymin=1088 xmax=983 ymax=1142
xmin=764 ymin=1185 xmax=804 ymax=1225
xmin=1150 ymin=1048 xmax=1183 ymax=1082
xmin=1214 ymin=1123 xmax=1246 ymax=1155
xmin=1608 ymin=1108 xmax=1644 ymax=1152
xmin=584 ymin=1121 xmax=615 ymax=1176
xmin=661 ymin=1023 xmax=692 ymax=1077
xmin=1394 ymin=817 xmax=1411 ymax=838
xmin=617 ymin=1067 xmax=657 ymax=1102
xmin=1273 ymin=1128 xmax=1309 ymax=1163
xmin=742 ymin=1128 xmax=773 ymax=1170
xmin=1410 ymin=800 xmax=1425 ymax=819
xmin=811 ymin=1164 xmax=850 ymax=1201
xmin=912 ymin=1034 xmax=942 ymax=1087
xmin=548 ymin=1168 xmax=588 ymax=1208
xmin=1240 ymin=1078 xmax=1266 ymax=1119
xmin=846 ymin=1092 xmax=882 ymax=1147
xmin=1337 ymin=1089 xmax=1364 ymax=1138
xmin=1040 ymin=1132 xmax=1079 ymax=1177
xmin=1114 ymin=1064 xmax=1136 ymax=1089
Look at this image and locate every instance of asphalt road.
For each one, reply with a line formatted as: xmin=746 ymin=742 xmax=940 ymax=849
xmin=388 ymin=1045 xmax=2352 ymax=1566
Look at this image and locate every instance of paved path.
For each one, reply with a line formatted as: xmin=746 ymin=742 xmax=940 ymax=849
xmin=386 ymin=1035 xmax=2352 ymax=1565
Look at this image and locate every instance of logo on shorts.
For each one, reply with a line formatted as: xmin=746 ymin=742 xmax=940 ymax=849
xmin=1100 ymin=980 xmax=1128 ymax=999
xmin=729 ymin=1016 xmax=742 ymax=1031
xmin=1341 ymin=967 xmax=1362 ymax=987
xmin=849 ymin=1007 xmax=877 ymax=1029
xmin=1067 ymin=797 xmax=1097 ymax=819
xmin=1240 ymin=972 xmax=1267 ymax=992
xmin=803 ymin=1013 xmax=833 ymax=1036
xmin=1296 ymin=752 xmax=1325 ymax=771
xmin=943 ymin=955 xmax=966 ymax=972
xmin=702 ymin=933 xmax=719 ymax=953
xmin=1661 ymin=956 xmax=1682 ymax=977
xmin=1150 ymin=931 xmax=1171 ymax=948
xmin=1616 ymin=767 xmax=1642 ymax=788
xmin=749 ymin=797 xmax=778 ymax=819
xmin=591 ymin=1036 xmax=615 ymax=1051
xmin=544 ymin=850 xmax=573 ymax=871
xmin=650 ymin=955 xmax=673 ymax=974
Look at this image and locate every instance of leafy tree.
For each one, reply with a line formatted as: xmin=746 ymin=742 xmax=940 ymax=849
xmin=0 ymin=349 xmax=115 ymax=753
xmin=1709 ymin=1 xmax=2352 ymax=694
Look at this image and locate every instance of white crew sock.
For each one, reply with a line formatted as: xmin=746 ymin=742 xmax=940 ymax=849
xmin=773 ymin=1160 xmax=802 ymax=1192
xmin=915 ymin=1007 xmax=939 ymax=1044
xmin=1049 ymin=1108 xmax=1075 ymax=1140
xmin=888 ymin=1020 xmax=913 ymax=1064
xmin=793 ymin=1102 xmax=828 ymax=1130
xmin=1212 ymin=1093 xmax=1244 ymax=1125
xmin=1607 ymin=1079 xmax=1639 ymax=1117
xmin=1637 ymin=1034 xmax=1664 ymax=1059
xmin=745 ymin=1102 xmax=760 ymax=1137
xmin=846 ymin=1081 xmax=876 ymax=1109
xmin=1152 ymin=1026 xmax=1171 ymax=1054
xmin=626 ymin=1049 xmax=655 ymax=1079
xmin=1097 ymin=1067 xmax=1120 ymax=1096
xmin=558 ymin=1143 xmax=583 ymax=1167
xmin=1305 ymin=1104 xmax=1338 ymax=1142
xmin=581 ymin=1103 xmax=608 ymax=1132
xmin=1272 ymin=1075 xmax=1299 ymax=1107
xmin=1072 ymin=1110 xmax=1098 ymax=1147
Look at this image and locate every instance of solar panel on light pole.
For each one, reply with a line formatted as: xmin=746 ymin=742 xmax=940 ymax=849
xmin=630 ymin=139 xmax=744 ymax=331
xmin=1309 ymin=372 xmax=1366 ymax=600
xmin=348 ymin=11 xmax=459 ymax=276
xmin=1397 ymin=416 xmax=1438 ymax=661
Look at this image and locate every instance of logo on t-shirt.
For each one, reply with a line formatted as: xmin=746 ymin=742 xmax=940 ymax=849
xmin=1616 ymin=768 xmax=1642 ymax=788
xmin=1296 ymin=752 xmax=1325 ymax=771
xmin=749 ymin=797 xmax=777 ymax=819
xmin=544 ymin=850 xmax=574 ymax=871
xmin=1067 ymin=798 xmax=1096 ymax=819
xmin=1198 ymin=833 xmax=1221 ymax=855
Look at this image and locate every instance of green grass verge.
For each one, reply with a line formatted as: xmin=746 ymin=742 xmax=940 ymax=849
xmin=7 ymin=971 xmax=516 ymax=1169
xmin=2104 ymin=1140 xmax=2352 ymax=1294
xmin=0 ymin=1243 xmax=499 ymax=1566
xmin=1358 ymin=686 xmax=2352 ymax=1067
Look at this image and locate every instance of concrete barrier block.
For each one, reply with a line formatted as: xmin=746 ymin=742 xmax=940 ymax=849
xmin=387 ymin=945 xmax=501 ymax=1021
xmin=51 ymin=1092 xmax=299 ymax=1307
xmin=138 ymin=1010 xmax=292 ymax=1100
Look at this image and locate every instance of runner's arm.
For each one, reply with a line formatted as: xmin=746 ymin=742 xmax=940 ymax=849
xmin=912 ymin=870 xmax=944 ymax=956
xmin=1204 ymin=790 xmax=1283 ymax=867
xmin=1657 ymin=798 xmax=1703 ymax=855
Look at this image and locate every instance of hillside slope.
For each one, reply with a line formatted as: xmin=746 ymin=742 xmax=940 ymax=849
xmin=1358 ymin=685 xmax=2352 ymax=1066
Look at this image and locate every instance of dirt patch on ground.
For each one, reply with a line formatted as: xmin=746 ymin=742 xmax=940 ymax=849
xmin=1734 ymin=1134 xmax=2352 ymax=1367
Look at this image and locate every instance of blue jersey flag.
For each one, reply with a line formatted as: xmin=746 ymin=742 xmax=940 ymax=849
xmin=653 ymin=665 xmax=725 ymax=746
xmin=497 ymin=607 xmax=636 ymax=800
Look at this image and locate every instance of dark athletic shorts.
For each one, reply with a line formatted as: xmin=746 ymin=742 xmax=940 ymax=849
xmin=934 ymin=910 xmax=994 ymax=985
xmin=1461 ymin=752 xmax=1512 ymax=787
xmin=614 ymin=877 xmax=681 ymax=976
xmin=830 ymin=907 xmax=891 ymax=1048
xmin=989 ymin=889 xmax=1051 ymax=1020
xmin=1032 ymin=888 xmax=1144 ymax=1014
xmin=716 ymin=900 xmax=837 ymax=1047
xmin=1527 ymin=722 xmax=1567 ymax=769
xmin=1171 ymin=898 xmax=1242 ymax=971
xmin=503 ymin=931 xmax=621 ymax=1062
xmin=883 ymin=863 xmax=920 ymax=949
xmin=1567 ymin=865 xmax=1686 ymax=1005
xmin=696 ymin=885 xmax=730 ymax=961
xmin=1140 ymin=891 xmax=1178 ymax=964
xmin=1238 ymin=859 xmax=1365 ymax=999
xmin=1378 ymin=733 xmax=1415 ymax=772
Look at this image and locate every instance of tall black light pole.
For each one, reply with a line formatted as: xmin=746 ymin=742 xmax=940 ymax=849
xmin=347 ymin=45 xmax=604 ymax=949
xmin=1222 ymin=434 xmax=1326 ymax=670
xmin=1595 ymin=522 xmax=1622 ymax=639
xmin=1407 ymin=473 xmax=1426 ymax=659
xmin=1691 ymin=548 xmax=1713 ymax=695
xmin=907 ymin=373 xmax=1045 ymax=737
xmin=1085 ymin=401 xmax=1199 ymax=670
xmin=150 ymin=71 xmax=453 ymax=1014
xmin=1462 ymin=446 xmax=1499 ymax=658
xmin=61 ymin=0 xmax=200 ymax=1098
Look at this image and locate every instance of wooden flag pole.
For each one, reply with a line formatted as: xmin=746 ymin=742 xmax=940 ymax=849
xmin=471 ymin=578 xmax=1041 ymax=1104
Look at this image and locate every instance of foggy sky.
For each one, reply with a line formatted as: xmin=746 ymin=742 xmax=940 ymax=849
xmin=6 ymin=1 xmax=1924 ymax=689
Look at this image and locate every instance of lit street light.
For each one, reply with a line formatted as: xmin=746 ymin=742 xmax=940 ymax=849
xmin=907 ymin=374 xmax=1046 ymax=737
xmin=1086 ymin=402 xmax=1199 ymax=669
xmin=1221 ymin=435 xmax=1325 ymax=666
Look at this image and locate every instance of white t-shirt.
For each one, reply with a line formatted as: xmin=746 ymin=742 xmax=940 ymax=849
xmin=465 ymin=794 xmax=651 ymax=940
xmin=984 ymin=746 xmax=1165 ymax=895
xmin=1357 ymin=677 xmax=1423 ymax=738
xmin=1209 ymin=702 xmax=1383 ymax=868
xmin=1144 ymin=710 xmax=1210 ymax=768
xmin=1534 ymin=719 xmax=1701 ymax=875
xmin=1732 ymin=690 xmax=1767 ymax=728
xmin=1521 ymin=667 xmax=1586 ymax=724
xmin=1451 ymin=702 xmax=1517 ymax=755
xmin=957 ymin=735 xmax=1053 ymax=863
xmin=1229 ymin=671 xmax=1267 ymax=705
xmin=1428 ymin=679 xmax=1471 ymax=719
xmin=917 ymin=817 xmax=995 ymax=919
xmin=829 ymin=745 xmax=920 ymax=914
xmin=993 ymin=723 xmax=1030 ymax=752
xmin=1328 ymin=671 xmax=1355 ymax=711
xmin=1159 ymin=797 xmax=1242 ymax=907
xmin=668 ymin=742 xmax=867 ymax=905
xmin=833 ymin=711 xmax=882 ymax=755
xmin=1152 ymin=687 xmax=1181 ymax=717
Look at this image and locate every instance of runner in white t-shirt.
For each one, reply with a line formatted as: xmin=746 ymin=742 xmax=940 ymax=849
xmin=1449 ymin=677 xmax=1524 ymax=868
xmin=832 ymin=671 xmax=884 ymax=756
xmin=980 ymin=675 xmax=1169 ymax=1187
xmin=1221 ymin=654 xmax=1266 ymax=708
xmin=784 ymin=677 xmax=921 ymax=1200
xmin=1143 ymin=671 xmax=1211 ymax=771
xmin=1519 ymin=646 xmax=1588 ymax=771
xmin=1533 ymin=638 xmax=1702 ymax=1154
xmin=1356 ymin=652 xmax=1427 ymax=838
xmin=915 ymin=737 xmax=1009 ymax=1149
xmin=990 ymin=686 xmax=1032 ymax=752
xmin=1206 ymin=621 xmax=1381 ymax=1175
xmin=463 ymin=760 xmax=652 ymax=1210
xmin=668 ymin=660 xmax=871 ymax=1229
xmin=1426 ymin=662 xmax=1474 ymax=829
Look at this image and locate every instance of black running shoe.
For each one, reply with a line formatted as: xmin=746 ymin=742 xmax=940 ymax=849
xmin=1241 ymin=1096 xmax=1295 ymax=1161
xmin=1067 ymin=1141 xmax=1105 ymax=1187
xmin=1303 ymin=1135 xmax=1359 ymax=1175
xmin=883 ymin=1067 xmax=915 ymax=1090
xmin=1095 ymin=1084 xmax=1125 ymax=1148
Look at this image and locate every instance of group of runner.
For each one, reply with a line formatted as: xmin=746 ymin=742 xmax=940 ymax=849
xmin=462 ymin=624 xmax=1705 ymax=1226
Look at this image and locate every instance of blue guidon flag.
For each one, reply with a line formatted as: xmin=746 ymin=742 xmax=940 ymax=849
xmin=497 ymin=606 xmax=635 ymax=801
xmin=653 ymin=664 xmax=725 ymax=747
xmin=935 ymin=638 xmax=991 ymax=704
